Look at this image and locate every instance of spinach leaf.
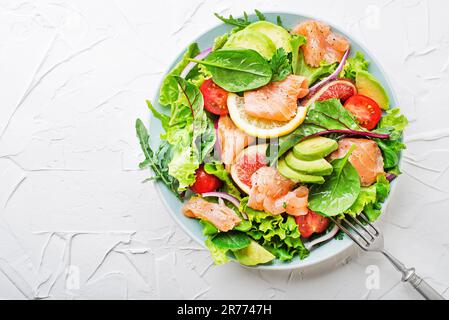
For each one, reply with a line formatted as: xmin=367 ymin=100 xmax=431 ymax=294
xmin=269 ymin=99 xmax=362 ymax=165
xmin=269 ymin=48 xmax=291 ymax=82
xmin=190 ymin=49 xmax=272 ymax=92
xmin=309 ymin=145 xmax=361 ymax=216
xmin=199 ymin=220 xmax=219 ymax=237
xmin=158 ymin=43 xmax=199 ymax=107
xmin=135 ymin=119 xmax=181 ymax=198
xmin=211 ymin=231 xmax=251 ymax=250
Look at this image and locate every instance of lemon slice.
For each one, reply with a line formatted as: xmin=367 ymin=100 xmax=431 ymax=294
xmin=227 ymin=93 xmax=308 ymax=138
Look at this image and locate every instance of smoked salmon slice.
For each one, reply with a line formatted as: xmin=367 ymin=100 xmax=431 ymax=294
xmin=217 ymin=115 xmax=255 ymax=168
xmin=328 ymin=138 xmax=384 ymax=186
xmin=244 ymin=75 xmax=309 ymax=122
xmin=248 ymin=167 xmax=309 ymax=216
xmin=292 ymin=20 xmax=350 ymax=67
xmin=182 ymin=197 xmax=241 ymax=232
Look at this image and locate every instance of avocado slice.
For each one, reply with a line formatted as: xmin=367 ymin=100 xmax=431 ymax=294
xmin=223 ymin=29 xmax=276 ymax=59
xmin=277 ymin=159 xmax=325 ymax=184
xmin=293 ymin=137 xmax=338 ymax=161
xmin=233 ymin=240 xmax=275 ymax=266
xmin=246 ymin=21 xmax=292 ymax=53
xmin=356 ymin=70 xmax=390 ymax=110
xmin=285 ymin=152 xmax=333 ymax=176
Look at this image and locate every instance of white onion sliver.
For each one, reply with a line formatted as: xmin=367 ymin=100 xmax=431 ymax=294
xmin=180 ymin=47 xmax=213 ymax=78
xmin=304 ymin=224 xmax=340 ymax=250
xmin=308 ymin=49 xmax=350 ymax=92
xmin=201 ymin=191 xmax=247 ymax=219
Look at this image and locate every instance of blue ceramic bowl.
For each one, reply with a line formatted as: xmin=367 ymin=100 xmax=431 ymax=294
xmin=149 ymin=12 xmax=399 ymax=270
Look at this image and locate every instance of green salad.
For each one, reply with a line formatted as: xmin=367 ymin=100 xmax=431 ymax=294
xmin=136 ymin=11 xmax=408 ymax=266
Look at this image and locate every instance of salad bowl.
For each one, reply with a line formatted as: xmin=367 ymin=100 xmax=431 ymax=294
xmin=147 ymin=12 xmax=401 ymax=270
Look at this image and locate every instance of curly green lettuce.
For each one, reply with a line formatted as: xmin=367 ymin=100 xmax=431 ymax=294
xmin=339 ymin=51 xmax=369 ymax=80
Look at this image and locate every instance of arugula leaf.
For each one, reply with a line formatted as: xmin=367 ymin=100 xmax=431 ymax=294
xmin=276 ymin=15 xmax=284 ymax=28
xmin=309 ymin=145 xmax=361 ymax=216
xmin=211 ymin=231 xmax=251 ymax=250
xmin=214 ymin=12 xmax=251 ymax=29
xmin=203 ymin=162 xmax=242 ymax=199
xmin=254 ymin=9 xmax=266 ymax=21
xmin=294 ymin=48 xmax=337 ymax=86
xmin=339 ymin=51 xmax=369 ymax=81
xmin=269 ymin=48 xmax=292 ymax=82
xmin=158 ymin=43 xmax=199 ymax=107
xmin=191 ymin=49 xmax=272 ymax=92
xmin=135 ymin=119 xmax=181 ymax=198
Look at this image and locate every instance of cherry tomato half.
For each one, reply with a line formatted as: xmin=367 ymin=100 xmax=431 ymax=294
xmin=200 ymin=78 xmax=229 ymax=115
xmin=190 ymin=165 xmax=222 ymax=194
xmin=295 ymin=209 xmax=330 ymax=239
xmin=343 ymin=94 xmax=382 ymax=130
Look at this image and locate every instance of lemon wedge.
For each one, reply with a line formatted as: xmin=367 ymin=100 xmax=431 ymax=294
xmin=227 ymin=93 xmax=307 ymax=138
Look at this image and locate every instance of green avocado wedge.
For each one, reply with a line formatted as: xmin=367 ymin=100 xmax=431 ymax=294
xmin=356 ymin=70 xmax=390 ymax=110
xmin=293 ymin=137 xmax=338 ymax=161
xmin=277 ymin=159 xmax=325 ymax=184
xmin=245 ymin=21 xmax=292 ymax=53
xmin=285 ymin=152 xmax=333 ymax=176
xmin=223 ymin=29 xmax=276 ymax=59
xmin=233 ymin=240 xmax=275 ymax=266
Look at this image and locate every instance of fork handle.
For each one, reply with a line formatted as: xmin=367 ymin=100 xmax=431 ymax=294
xmin=407 ymin=273 xmax=445 ymax=300
xmin=381 ymin=250 xmax=445 ymax=300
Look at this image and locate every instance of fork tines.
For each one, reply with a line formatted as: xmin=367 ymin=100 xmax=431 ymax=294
xmin=331 ymin=213 xmax=380 ymax=250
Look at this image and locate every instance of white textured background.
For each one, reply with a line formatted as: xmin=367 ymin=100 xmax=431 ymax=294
xmin=1 ymin=0 xmax=448 ymax=300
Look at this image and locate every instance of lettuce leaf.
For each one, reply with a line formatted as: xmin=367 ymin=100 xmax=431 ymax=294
xmin=239 ymin=198 xmax=309 ymax=261
xmin=203 ymin=162 xmax=242 ymax=200
xmin=346 ymin=185 xmax=377 ymax=216
xmin=165 ymin=77 xmax=216 ymax=190
xmin=374 ymin=108 xmax=408 ymax=171
xmin=345 ymin=175 xmax=390 ymax=221
xmin=339 ymin=51 xmax=369 ymax=81
xmin=205 ymin=238 xmax=229 ymax=265
xmin=293 ymin=47 xmax=337 ymax=86
xmin=158 ymin=43 xmax=200 ymax=106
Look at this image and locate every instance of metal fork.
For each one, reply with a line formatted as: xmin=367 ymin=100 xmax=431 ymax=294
xmin=331 ymin=213 xmax=445 ymax=300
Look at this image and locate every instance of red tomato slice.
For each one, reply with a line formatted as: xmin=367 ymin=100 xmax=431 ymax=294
xmin=295 ymin=210 xmax=330 ymax=239
xmin=200 ymin=79 xmax=229 ymax=115
xmin=343 ymin=95 xmax=382 ymax=130
xmin=190 ymin=165 xmax=222 ymax=194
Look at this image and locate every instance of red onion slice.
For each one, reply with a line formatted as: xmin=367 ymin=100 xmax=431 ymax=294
xmin=180 ymin=47 xmax=212 ymax=78
xmin=303 ymin=129 xmax=390 ymax=140
xmin=386 ymin=173 xmax=397 ymax=182
xmin=309 ymin=49 xmax=350 ymax=92
xmin=201 ymin=191 xmax=247 ymax=219
xmin=304 ymin=224 xmax=339 ymax=250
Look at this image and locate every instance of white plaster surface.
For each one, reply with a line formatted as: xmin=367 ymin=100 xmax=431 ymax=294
xmin=0 ymin=0 xmax=448 ymax=300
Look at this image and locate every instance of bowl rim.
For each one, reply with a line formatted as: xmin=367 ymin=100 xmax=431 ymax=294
xmin=150 ymin=11 xmax=402 ymax=270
